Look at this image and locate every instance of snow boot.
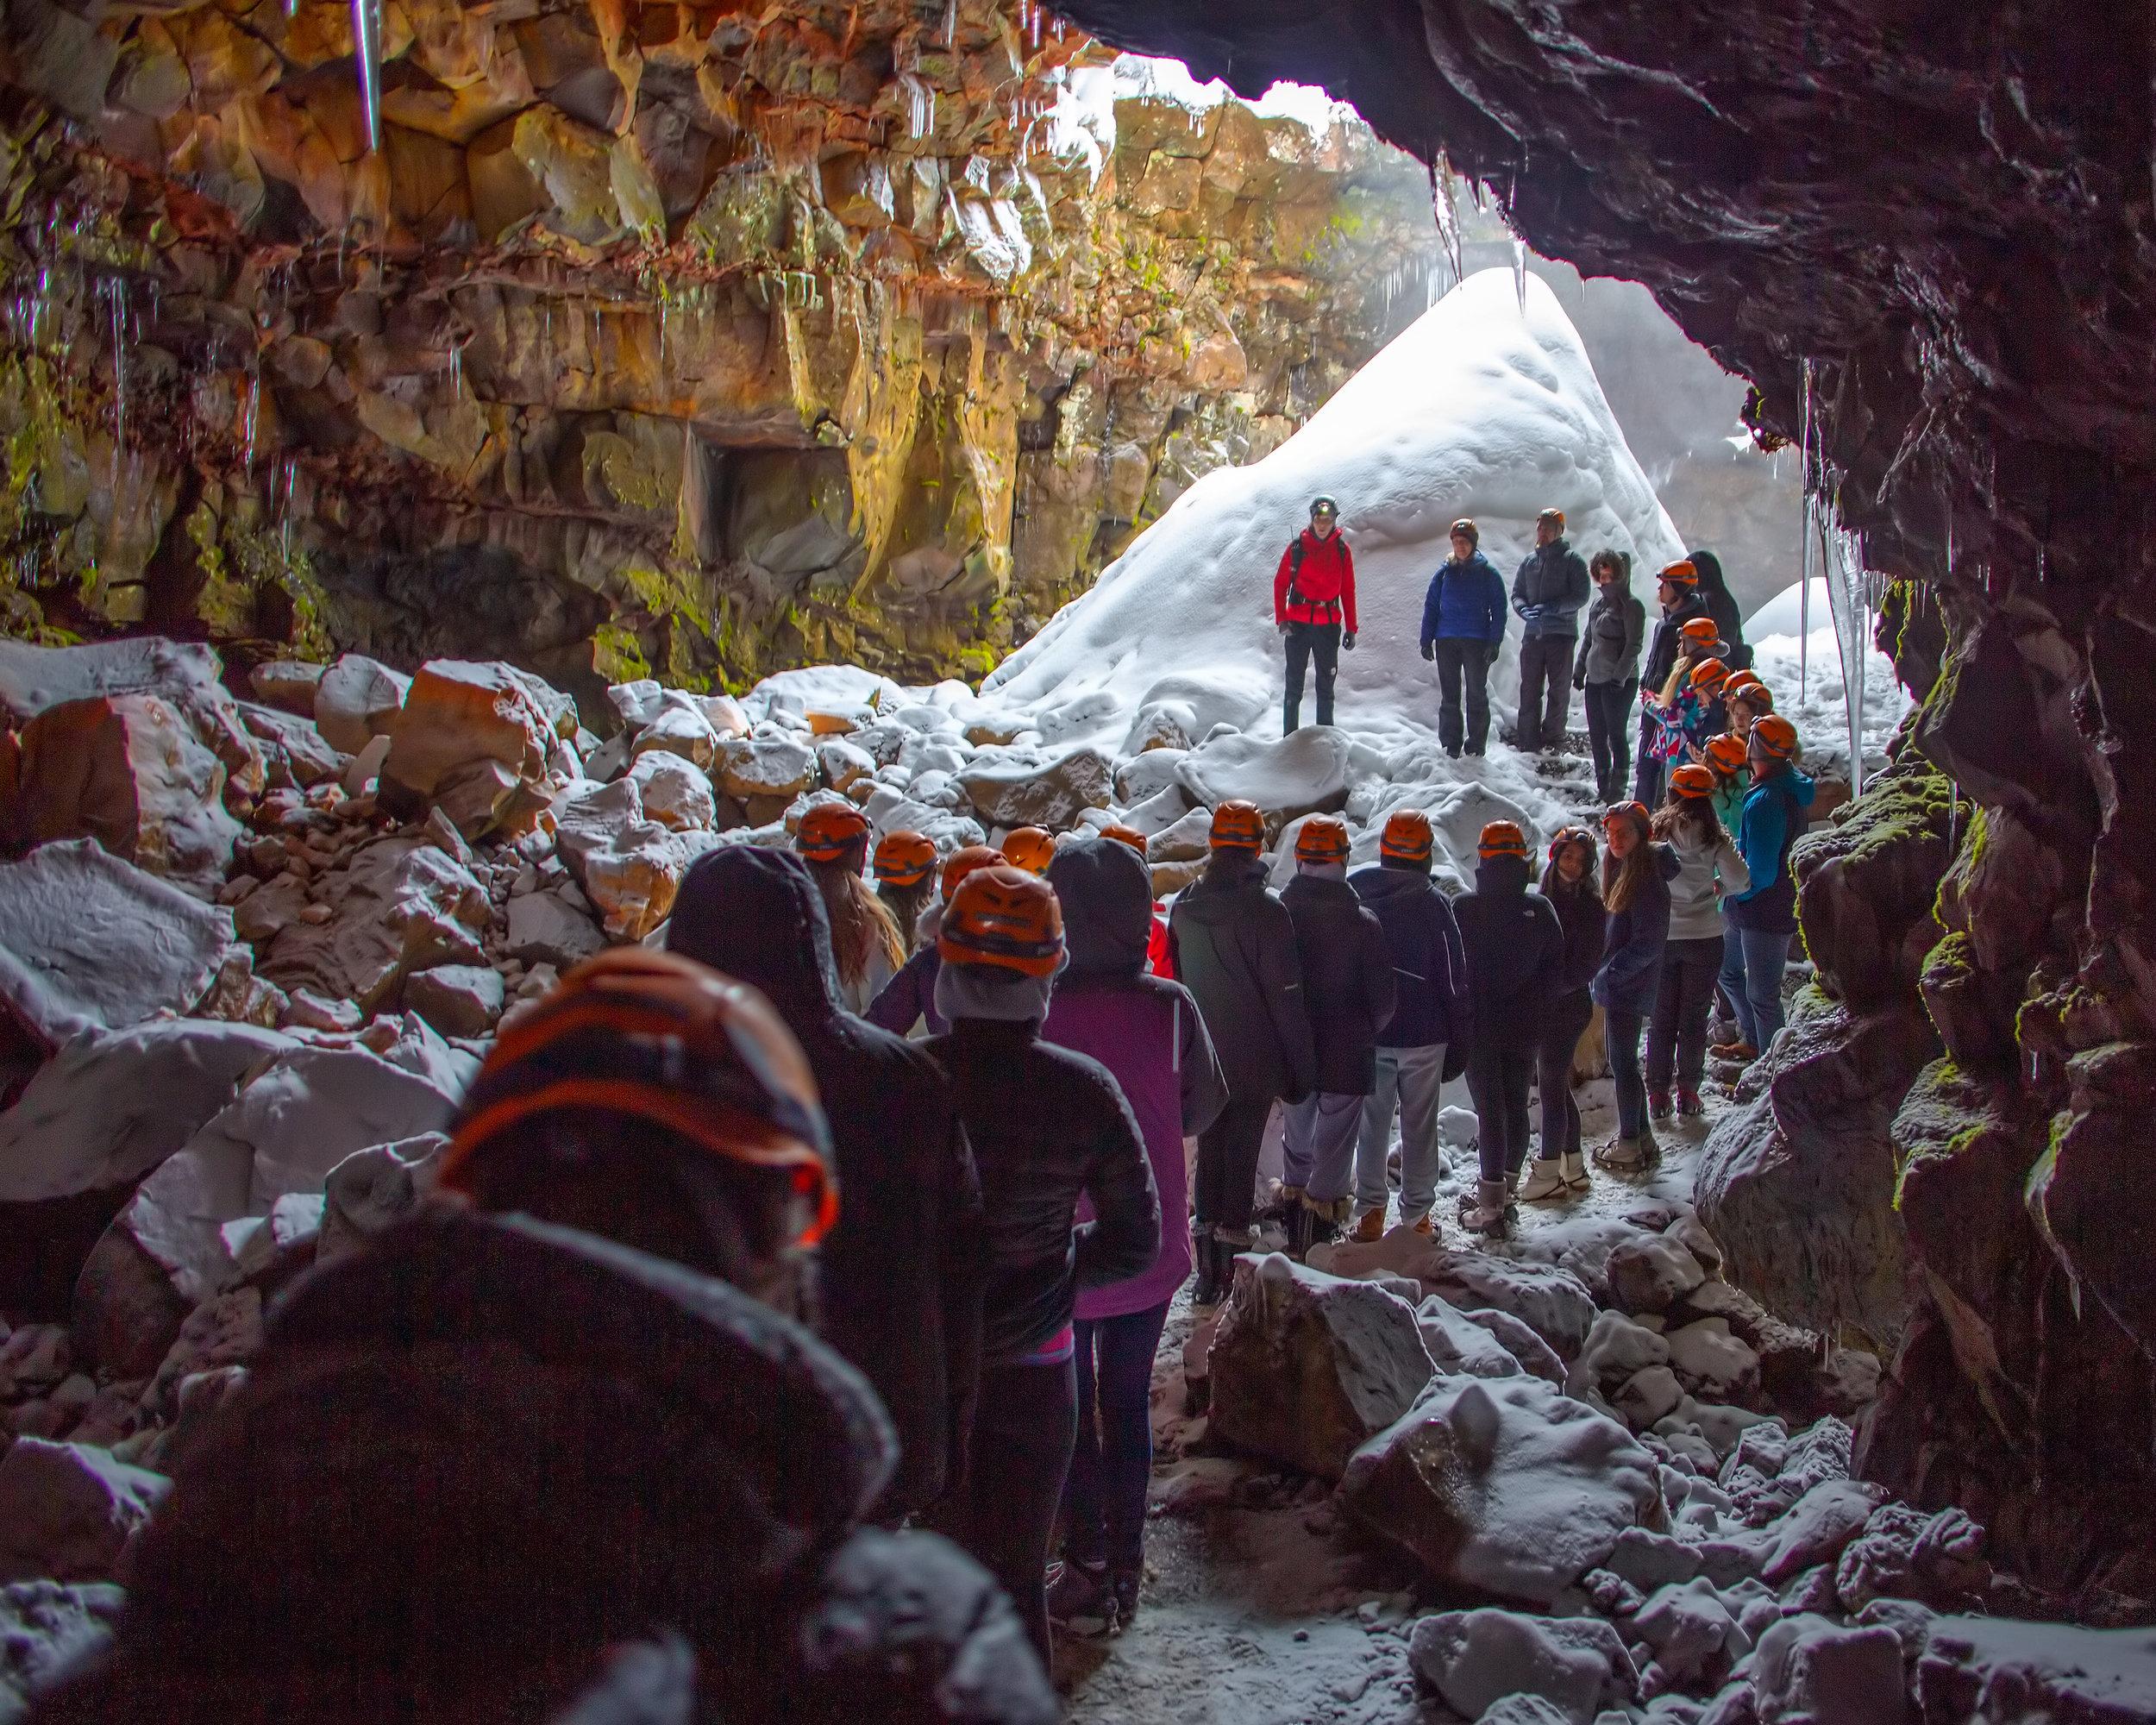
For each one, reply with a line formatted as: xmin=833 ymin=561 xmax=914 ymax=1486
xmin=1191 ymin=1226 xmax=1223 ymax=1307
xmin=1046 ymin=1559 xmax=1118 ymax=1639
xmin=1649 ymin=1090 xmax=1673 ymax=1123
xmin=1464 ymin=1179 xmax=1511 ymax=1237
xmin=1677 ymin=1086 xmax=1705 ymax=1118
xmin=1561 ymin=1150 xmax=1589 ymax=1193
xmin=1350 ymin=1207 xmax=1388 ymax=1243
xmin=1518 ymin=1157 xmax=1571 ymax=1202
xmin=1709 ymin=1039 xmax=1758 ymax=1063
xmin=1593 ymin=1132 xmax=1658 ymax=1173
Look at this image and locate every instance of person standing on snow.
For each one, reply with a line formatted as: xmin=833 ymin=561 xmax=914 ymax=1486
xmin=1454 ymin=822 xmax=1565 ymax=1236
xmin=1275 ymin=495 xmax=1357 ymax=733
xmin=1038 ymin=837 xmax=1225 ymax=1640
xmin=1519 ymin=825 xmax=1602 ymax=1202
xmin=1591 ymin=802 xmax=1683 ymax=1171
xmin=1576 ymin=549 xmax=1645 ymax=801
xmin=1510 ymin=507 xmax=1591 ymax=753
xmin=922 ymin=866 xmax=1160 ymax=1671
xmin=1347 ymin=809 xmax=1468 ymax=1239
xmin=1169 ymin=800 xmax=1318 ymax=1302
xmin=795 ymin=804 xmax=905 ymax=1015
xmin=1278 ymin=815 xmax=1395 ymax=1256
xmin=1715 ymin=714 xmax=1815 ymax=1065
xmin=1646 ymin=764 xmax=1750 ymax=1122
xmin=1420 ymin=518 xmax=1507 ymax=758
xmin=1634 ymin=559 xmax=1713 ymax=806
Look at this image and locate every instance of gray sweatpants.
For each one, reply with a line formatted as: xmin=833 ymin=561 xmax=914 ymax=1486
xmin=1354 ymin=1044 xmax=1448 ymax=1220
xmin=1282 ymin=1093 xmax=1365 ymax=1205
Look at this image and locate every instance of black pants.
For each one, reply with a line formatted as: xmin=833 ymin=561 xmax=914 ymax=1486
xmin=1583 ymin=679 xmax=1636 ymax=800
xmin=1650 ymin=935 xmax=1727 ymax=1091
xmin=1283 ymin=620 xmax=1341 ymax=731
xmin=1063 ymin=1300 xmax=1172 ymax=1573
xmin=1433 ymin=637 xmax=1493 ymax=755
xmin=1466 ymin=1048 xmax=1535 ymax=1182
xmin=1515 ymin=635 xmax=1576 ymax=751
xmin=1194 ymin=1090 xmax=1276 ymax=1231
xmin=943 ymin=1358 xmax=1077 ymax=1671
xmin=1535 ymin=989 xmax=1594 ymax=1161
xmin=1633 ymin=715 xmax=1668 ymax=807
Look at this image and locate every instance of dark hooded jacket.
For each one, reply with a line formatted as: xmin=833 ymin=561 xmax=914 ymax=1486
xmin=1593 ymin=843 xmax=1684 ymax=1016
xmin=1643 ymin=586 xmax=1714 ymax=693
xmin=667 ymin=845 xmax=984 ymax=1517
xmin=1280 ymin=869 xmax=1395 ymax=1095
xmin=35 ymin=1212 xmax=1058 ymax=1725
xmin=1689 ymin=549 xmax=1752 ymax=673
xmin=1349 ymin=862 xmax=1469 ymax=1052
xmin=1167 ymin=850 xmax=1319 ymax=1104
xmin=1043 ymin=839 xmax=1227 ymax=1320
xmin=1453 ymin=854 xmax=1567 ymax=1053
xmin=1539 ymin=875 xmax=1606 ymax=996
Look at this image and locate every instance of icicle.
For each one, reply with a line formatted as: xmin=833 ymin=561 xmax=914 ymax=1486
xmin=1798 ymin=360 xmax=1814 ymax=702
xmin=351 ymin=0 xmax=383 ymax=153
xmin=943 ymin=0 xmax=957 ymax=47
xmin=107 ymin=277 xmax=126 ymax=462
xmin=449 ymin=338 xmax=461 ymax=400
xmin=1512 ymin=236 xmax=1526 ymax=312
xmin=242 ymin=372 xmax=261 ymax=473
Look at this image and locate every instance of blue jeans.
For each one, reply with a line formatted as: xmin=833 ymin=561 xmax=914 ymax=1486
xmin=1063 ymin=1301 xmax=1172 ymax=1572
xmin=1608 ymin=1007 xmax=1648 ymax=1138
xmin=1720 ymin=925 xmax=1793 ymax=1051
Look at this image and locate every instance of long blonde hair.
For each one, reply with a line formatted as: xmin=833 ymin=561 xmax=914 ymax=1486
xmin=812 ymin=847 xmax=904 ymax=988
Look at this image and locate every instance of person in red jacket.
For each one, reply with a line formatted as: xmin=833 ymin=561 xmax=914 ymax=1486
xmin=1274 ymin=494 xmax=1357 ymax=732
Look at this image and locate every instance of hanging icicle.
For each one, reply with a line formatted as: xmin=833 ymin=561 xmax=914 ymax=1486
xmin=1798 ymin=359 xmax=1814 ymax=702
xmin=1821 ymin=521 xmax=1870 ymax=796
xmin=1512 ymin=236 xmax=1527 ymax=312
xmin=351 ymin=0 xmax=383 ymax=153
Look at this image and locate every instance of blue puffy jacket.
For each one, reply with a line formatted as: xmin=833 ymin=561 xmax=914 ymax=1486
xmin=1422 ymin=553 xmax=1508 ymax=646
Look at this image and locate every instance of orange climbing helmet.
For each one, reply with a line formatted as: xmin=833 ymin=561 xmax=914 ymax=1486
xmin=1295 ymin=815 xmax=1351 ymax=865
xmin=1660 ymin=560 xmax=1698 ymax=586
xmin=1752 ymin=714 xmax=1801 ymax=761
xmin=1381 ymin=808 xmax=1434 ymax=863
xmin=1679 ymin=618 xmax=1723 ymax=648
xmin=439 ymin=949 xmax=837 ymax=1246
xmin=1209 ymin=800 xmax=1266 ymax=851
xmin=1000 ymin=826 xmax=1056 ymax=875
xmin=1726 ymin=675 xmax=1773 ymax=712
xmin=1689 ymin=657 xmax=1730 ymax=694
xmin=939 ymin=844 xmax=1006 ymax=903
xmin=1670 ymin=763 xmax=1717 ymax=799
xmin=795 ymin=802 xmax=870 ymax=863
xmin=938 ymin=865 xmax=1065 ymax=976
xmin=1100 ymin=824 xmax=1149 ymax=856
xmin=873 ymin=830 xmax=937 ymax=888
xmin=1703 ymin=733 xmax=1749 ymax=775
xmin=1603 ymin=800 xmax=1651 ymax=835
xmin=1547 ymin=823 xmax=1597 ymax=862
xmin=1478 ymin=821 xmax=1530 ymax=861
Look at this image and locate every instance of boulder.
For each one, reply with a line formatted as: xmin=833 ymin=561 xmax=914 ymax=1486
xmin=1175 ymin=727 xmax=1371 ymax=826
xmin=1418 ymin=1251 xmax=1601 ymax=1364
xmin=248 ymin=661 xmax=326 ymax=718
xmin=1913 ymin=1614 xmax=2156 ymax=1722
xmin=142 ymin=1284 xmax=264 ymax=1423
xmin=1628 ymin=1576 xmax=1752 ymax=1695
xmin=7 ymin=693 xmax=244 ymax=895
xmin=379 ymin=660 xmax=555 ymax=811
xmin=552 ymin=780 xmax=687 ymax=940
xmin=238 ymin=702 xmax=346 ymax=789
xmin=817 ymin=737 xmax=876 ymax=794
xmin=313 ymin=654 xmax=412 ymax=755
xmin=1461 ymin=1307 xmax=1568 ymax=1387
xmin=1751 ymin=1614 xmax=1907 ymax=1725
xmin=1612 ymin=1364 xmax=1684 ymax=1428
xmin=1208 ymin=1252 xmax=1434 ymax=1481
xmin=1790 ymin=767 xmax=1954 ymax=1010
xmin=260 ymin=837 xmax=489 ymax=1012
xmin=112 ymin=1044 xmax=459 ymax=1304
xmin=1568 ymin=1310 xmax=1671 ymax=1403
xmin=2027 ymin=1040 xmax=2156 ymax=1359
xmin=1749 ymin=1478 xmax=1890 ymax=1584
xmin=506 ymin=887 xmax=608 ymax=969
xmin=627 ymin=750 xmax=717 ymax=831
xmin=0 ymin=842 xmax=235 ymax=1044
xmin=431 ymin=756 xmax=553 ymax=842
xmin=1664 ymin=1319 xmax=1763 ymax=1404
xmin=402 ymin=964 xmax=505 ymax=1038
xmin=69 ymin=1226 xmax=192 ymax=1381
xmin=716 ymin=734 xmax=817 ymax=802
xmin=630 ymin=699 xmax=722 ymax=768
xmin=1417 ymin=1294 xmax=1526 ymax=1380
xmin=1833 ymin=1502 xmax=1990 ymax=1613
xmin=956 ymin=743 xmax=1113 ymax=831
xmin=1341 ymin=1375 xmax=1664 ymax=1604
xmin=1407 ymin=1609 xmax=1638 ymax=1723
xmin=0 ymin=1578 xmax=125 ymax=1721
xmin=1607 ymin=1233 xmax=1708 ymax=1316
xmin=0 ymin=1439 xmax=169 ymax=1584
xmin=318 ymin=1133 xmax=446 ymax=1267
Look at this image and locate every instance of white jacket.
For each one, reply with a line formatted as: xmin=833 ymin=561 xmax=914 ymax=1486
xmin=1665 ymin=825 xmax=1750 ymax=941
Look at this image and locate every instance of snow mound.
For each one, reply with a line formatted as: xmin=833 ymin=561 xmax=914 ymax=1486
xmin=983 ymin=267 xmax=1686 ymax=757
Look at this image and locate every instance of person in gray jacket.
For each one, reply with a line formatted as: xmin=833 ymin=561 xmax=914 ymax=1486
xmin=1576 ymin=549 xmax=1646 ymax=801
xmin=1511 ymin=507 xmax=1592 ymax=752
xmin=1646 ymin=764 xmax=1749 ymax=1118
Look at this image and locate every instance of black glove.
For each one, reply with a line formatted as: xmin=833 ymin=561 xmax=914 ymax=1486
xmin=1342 ymin=631 xmax=1357 ymax=652
xmin=1420 ymin=641 xmax=1435 ymax=662
xmin=1573 ymin=671 xmax=1587 ymax=691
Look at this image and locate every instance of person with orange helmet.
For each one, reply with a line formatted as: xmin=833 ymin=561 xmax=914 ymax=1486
xmin=1517 ymin=824 xmax=1603 ymax=1202
xmin=795 ymin=802 xmax=903 ymax=1015
xmin=1591 ymin=801 xmax=1683 ymax=1170
xmin=1701 ymin=731 xmax=1752 ymax=833
xmin=1722 ymin=671 xmax=1774 ymax=745
xmin=874 ymin=829 xmax=939 ymax=953
xmin=1715 ymin=713 xmax=1814 ymax=1065
xmin=1345 ymin=808 xmax=1468 ymax=1237
xmin=75 ymin=946 xmax=1060 ymax=1725
xmin=1452 ymin=821 xmax=1566 ymax=1234
xmin=922 ymin=866 xmax=1159 ymax=1671
xmin=1038 ymin=837 xmax=1225 ymax=1636
xmin=867 ymin=842 xmax=1006 ymax=1037
xmin=1169 ymin=800 xmax=1316 ymax=1300
xmin=1644 ymin=763 xmax=1752 ymax=1124
xmin=1633 ymin=556 xmax=1714 ymax=806
xmin=1000 ymin=825 xmax=1056 ymax=875
xmin=1277 ymin=815 xmax=1395 ymax=1254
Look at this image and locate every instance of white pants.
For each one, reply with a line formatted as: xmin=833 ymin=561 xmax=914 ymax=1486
xmin=1282 ymin=1093 xmax=1365 ymax=1204
xmin=1354 ymin=1044 xmax=1449 ymax=1220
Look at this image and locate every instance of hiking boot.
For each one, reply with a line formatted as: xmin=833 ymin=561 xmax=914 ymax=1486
xmin=1561 ymin=1151 xmax=1589 ymax=1192
xmin=1046 ymin=1559 xmax=1118 ymax=1639
xmin=1709 ymin=1040 xmax=1758 ymax=1063
xmin=1350 ymin=1207 xmax=1388 ymax=1243
xmin=1191 ymin=1227 xmax=1223 ymax=1307
xmin=1300 ymin=1193 xmax=1350 ymax=1253
xmin=1464 ymin=1178 xmax=1511 ymax=1236
xmin=1518 ymin=1157 xmax=1570 ymax=1201
xmin=1649 ymin=1090 xmax=1673 ymax=1123
xmin=1593 ymin=1132 xmax=1658 ymax=1173
xmin=1110 ymin=1567 xmax=1143 ymax=1630
xmin=1407 ymin=1209 xmax=1435 ymax=1235
xmin=1677 ymin=1087 xmax=1705 ymax=1118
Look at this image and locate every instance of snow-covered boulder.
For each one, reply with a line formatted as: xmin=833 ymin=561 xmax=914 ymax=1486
xmin=1416 ymin=1295 xmax=1526 ymax=1381
xmin=1341 ymin=1374 xmax=1664 ymax=1604
xmin=1407 ymin=1609 xmax=1637 ymax=1723
xmin=1752 ymin=1613 xmax=1905 ymax=1725
xmin=379 ymin=660 xmax=556 ymax=818
xmin=630 ymin=699 xmax=722 ymax=769
xmin=318 ymin=1134 xmax=446 ymax=1267
xmin=716 ymin=734 xmax=817 ymax=804
xmin=249 ymin=660 xmax=325 ymax=718
xmin=0 ymin=1578 xmax=123 ymax=1721
xmin=1209 ymin=1252 xmax=1435 ymax=1481
xmin=956 ymin=744 xmax=1112 ymax=831
xmin=259 ymin=836 xmax=490 ymax=1012
xmin=1607 ymin=1232 xmax=1709 ymax=1316
xmin=627 ymin=751 xmax=717 ymax=832
xmin=238 ymin=701 xmax=346 ymax=789
xmin=1419 ymin=1251 xmax=1601 ymax=1365
xmin=403 ymin=964 xmax=505 ymax=1038
xmin=1912 ymin=1614 xmax=2156 ymax=1722
xmin=0 ymin=1440 xmax=168 ymax=1585
xmin=552 ymin=779 xmax=686 ymax=940
xmin=1175 ymin=728 xmax=1374 ymax=824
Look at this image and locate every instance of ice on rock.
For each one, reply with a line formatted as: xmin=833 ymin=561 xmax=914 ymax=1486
xmin=956 ymin=743 xmax=1112 ymax=831
xmin=1752 ymin=1614 xmax=1906 ymax=1725
xmin=1418 ymin=1294 xmax=1528 ymax=1380
xmin=1407 ymin=1608 xmax=1637 ymax=1722
xmin=748 ymin=663 xmax=908 ymax=719
xmin=0 ymin=1579 xmax=124 ymax=1722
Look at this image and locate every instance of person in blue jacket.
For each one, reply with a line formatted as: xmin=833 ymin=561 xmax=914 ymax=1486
xmin=1715 ymin=714 xmax=1816 ymax=1064
xmin=1420 ymin=518 xmax=1508 ymax=758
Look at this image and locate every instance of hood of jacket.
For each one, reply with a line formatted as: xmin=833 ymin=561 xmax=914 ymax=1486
xmin=1349 ymin=862 xmax=1431 ymax=910
xmin=667 ymin=844 xmax=845 ymax=1032
xmin=1473 ymin=855 xmax=1532 ymax=898
xmin=1047 ymin=836 xmax=1152 ymax=977
xmin=1175 ymin=853 xmax=1271 ymax=924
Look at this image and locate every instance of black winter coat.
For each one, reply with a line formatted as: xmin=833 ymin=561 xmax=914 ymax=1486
xmin=1642 ymin=589 xmax=1714 ymax=692
xmin=1512 ymin=537 xmax=1592 ymax=638
xmin=1453 ymin=855 xmax=1567 ymax=1053
xmin=1689 ymin=550 xmax=1753 ymax=673
xmin=1169 ymin=853 xmax=1319 ymax=1103
xmin=923 ymin=1017 xmax=1159 ymax=1366
xmin=1349 ymin=863 xmax=1468 ymax=1052
xmin=1539 ymin=876 xmax=1606 ymax=995
xmin=1280 ymin=870 xmax=1395 ymax=1094
xmin=37 ymin=1212 xmax=1060 ymax=1725
xmin=667 ymin=845 xmax=984 ymax=1517
xmin=1594 ymin=844 xmax=1684 ymax=1016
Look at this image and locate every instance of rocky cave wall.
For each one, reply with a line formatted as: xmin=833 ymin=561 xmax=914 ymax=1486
xmin=1047 ymin=0 xmax=2156 ymax=1603
xmin=0 ymin=0 xmax=1438 ymax=702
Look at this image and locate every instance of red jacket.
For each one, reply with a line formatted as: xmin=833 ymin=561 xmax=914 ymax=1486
xmin=1274 ymin=528 xmax=1357 ymax=630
